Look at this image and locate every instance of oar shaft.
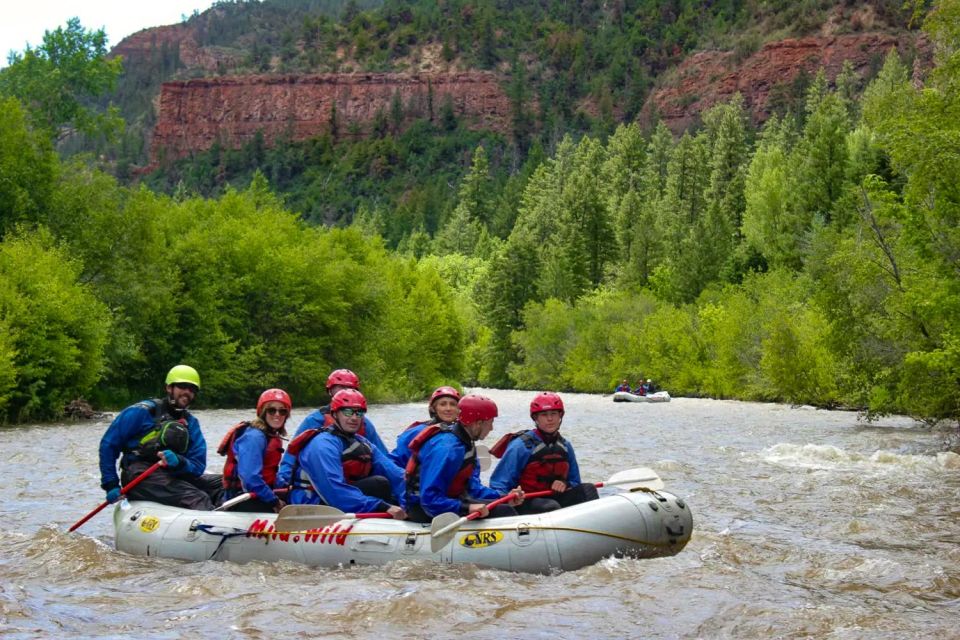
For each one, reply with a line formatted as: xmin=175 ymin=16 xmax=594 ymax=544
xmin=69 ymin=461 xmax=164 ymax=532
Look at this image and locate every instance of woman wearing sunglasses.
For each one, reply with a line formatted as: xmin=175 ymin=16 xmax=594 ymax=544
xmin=217 ymin=388 xmax=291 ymax=513
xmin=286 ymin=389 xmax=407 ymax=519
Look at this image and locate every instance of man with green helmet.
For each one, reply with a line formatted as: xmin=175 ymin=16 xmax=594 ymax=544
xmin=98 ymin=364 xmax=222 ymax=510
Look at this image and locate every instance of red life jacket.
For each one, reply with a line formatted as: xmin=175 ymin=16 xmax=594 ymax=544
xmin=217 ymin=421 xmax=285 ymax=492
xmin=405 ymin=423 xmax=476 ymax=498
xmin=492 ymin=429 xmax=571 ymax=492
xmin=286 ymin=426 xmax=373 ymax=483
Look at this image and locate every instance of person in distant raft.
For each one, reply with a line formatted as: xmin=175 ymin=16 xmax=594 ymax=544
xmin=489 ymin=392 xmax=598 ymax=514
xmin=285 ymin=389 xmax=406 ymax=518
xmin=217 ymin=388 xmax=291 ymax=513
xmin=615 ymin=379 xmax=631 ymax=392
xmin=390 ymin=385 xmax=461 ymax=468
xmin=275 ymin=368 xmax=388 ymax=489
xmin=98 ymin=365 xmax=222 ymax=510
xmin=404 ymin=394 xmax=523 ymax=523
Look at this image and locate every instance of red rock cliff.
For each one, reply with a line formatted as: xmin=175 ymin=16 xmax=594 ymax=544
xmin=151 ymin=71 xmax=513 ymax=161
xmin=643 ymin=32 xmax=926 ymax=132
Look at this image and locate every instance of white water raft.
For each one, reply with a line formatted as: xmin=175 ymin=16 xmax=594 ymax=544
xmin=613 ymin=391 xmax=671 ymax=403
xmin=113 ymin=489 xmax=692 ymax=573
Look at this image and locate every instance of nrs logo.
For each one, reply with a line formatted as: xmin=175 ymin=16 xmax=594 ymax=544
xmin=460 ymin=530 xmax=503 ymax=548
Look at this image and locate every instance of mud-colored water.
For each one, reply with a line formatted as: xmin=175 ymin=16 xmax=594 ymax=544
xmin=2 ymin=390 xmax=958 ymax=639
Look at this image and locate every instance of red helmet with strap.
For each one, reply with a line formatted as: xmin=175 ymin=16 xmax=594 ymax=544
xmin=326 ymin=369 xmax=360 ymax=391
xmin=256 ymin=388 xmax=292 ymax=416
xmin=530 ymin=392 xmax=564 ymax=419
xmin=458 ymin=394 xmax=498 ymax=425
xmin=331 ymin=388 xmax=367 ymax=412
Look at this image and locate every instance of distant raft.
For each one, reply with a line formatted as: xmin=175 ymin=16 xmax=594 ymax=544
xmin=613 ymin=391 xmax=671 ymax=403
xmin=113 ymin=489 xmax=692 ymax=574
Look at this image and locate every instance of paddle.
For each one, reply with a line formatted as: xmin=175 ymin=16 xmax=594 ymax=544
xmin=476 ymin=443 xmax=492 ymax=471
xmin=68 ymin=461 xmax=164 ymax=532
xmin=273 ymin=504 xmax=394 ymax=531
xmin=213 ymin=487 xmax=290 ymax=511
xmin=428 ymin=466 xmax=664 ymax=552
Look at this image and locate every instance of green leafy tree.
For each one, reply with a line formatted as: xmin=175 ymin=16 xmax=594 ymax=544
xmin=0 ymin=18 xmax=123 ymax=141
xmin=0 ymin=229 xmax=110 ymax=421
xmin=0 ymin=97 xmax=57 ymax=236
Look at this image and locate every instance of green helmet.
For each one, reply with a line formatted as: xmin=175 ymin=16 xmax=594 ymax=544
xmin=165 ymin=364 xmax=201 ymax=389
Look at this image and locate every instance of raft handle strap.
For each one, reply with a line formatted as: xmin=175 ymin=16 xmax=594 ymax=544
xmin=194 ymin=523 xmax=250 ymax=561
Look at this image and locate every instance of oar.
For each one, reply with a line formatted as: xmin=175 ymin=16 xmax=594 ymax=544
xmin=595 ymin=466 xmax=664 ymax=491
xmin=428 ymin=467 xmax=665 ymax=552
xmin=273 ymin=505 xmax=394 ymax=531
xmin=476 ymin=443 xmax=492 ymax=471
xmin=213 ymin=487 xmax=290 ymax=511
xmin=68 ymin=461 xmax=163 ymax=532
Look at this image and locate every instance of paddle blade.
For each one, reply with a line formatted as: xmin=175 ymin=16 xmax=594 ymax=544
xmin=274 ymin=505 xmax=347 ymax=531
xmin=429 ymin=512 xmax=463 ymax=553
xmin=476 ymin=443 xmax=492 ymax=471
xmin=603 ymin=467 xmax=665 ymax=491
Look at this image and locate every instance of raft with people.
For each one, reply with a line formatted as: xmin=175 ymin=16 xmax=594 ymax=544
xmin=612 ymin=390 xmax=671 ymax=403
xmin=112 ymin=467 xmax=692 ymax=574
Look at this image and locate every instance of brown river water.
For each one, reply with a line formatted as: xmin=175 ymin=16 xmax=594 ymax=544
xmin=2 ymin=390 xmax=959 ymax=639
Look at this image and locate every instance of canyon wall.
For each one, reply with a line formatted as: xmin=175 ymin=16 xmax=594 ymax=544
xmin=150 ymin=71 xmax=513 ymax=161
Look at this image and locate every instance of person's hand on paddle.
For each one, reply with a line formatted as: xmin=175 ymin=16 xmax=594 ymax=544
xmin=271 ymin=498 xmax=286 ymax=514
xmin=158 ymin=449 xmax=179 ymax=467
xmin=105 ymin=486 xmax=121 ymax=503
xmin=550 ymin=479 xmax=567 ymax=494
xmin=508 ymin=486 xmax=524 ymax=506
xmin=467 ymin=502 xmax=490 ymax=518
xmin=386 ymin=505 xmax=407 ymax=520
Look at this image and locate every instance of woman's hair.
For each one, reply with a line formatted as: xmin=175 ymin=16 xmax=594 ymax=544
xmin=251 ymin=415 xmax=287 ymax=438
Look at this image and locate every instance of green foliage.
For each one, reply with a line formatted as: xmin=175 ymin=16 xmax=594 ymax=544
xmin=0 ymin=229 xmax=111 ymax=422
xmin=0 ymin=18 xmax=123 ymax=141
xmin=0 ymin=98 xmax=57 ymax=237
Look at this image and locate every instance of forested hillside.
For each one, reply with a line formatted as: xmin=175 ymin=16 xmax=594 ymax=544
xmin=0 ymin=0 xmax=957 ymax=430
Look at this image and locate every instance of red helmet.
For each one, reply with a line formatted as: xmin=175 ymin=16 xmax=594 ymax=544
xmin=458 ymin=394 xmax=498 ymax=425
xmin=326 ymin=368 xmax=360 ymax=391
xmin=530 ymin=392 xmax=564 ymax=419
xmin=257 ymin=388 xmax=292 ymax=415
xmin=330 ymin=388 xmax=367 ymax=413
xmin=429 ymin=386 xmax=461 ymax=406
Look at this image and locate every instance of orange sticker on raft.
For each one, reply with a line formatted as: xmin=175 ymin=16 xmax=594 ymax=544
xmin=460 ymin=530 xmax=503 ymax=548
xmin=139 ymin=516 xmax=160 ymax=533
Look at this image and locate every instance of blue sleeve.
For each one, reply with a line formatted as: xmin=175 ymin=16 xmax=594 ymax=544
xmin=466 ymin=469 xmax=501 ymax=501
xmin=370 ymin=443 xmax=406 ymax=508
xmin=417 ymin=435 xmax=469 ymax=517
xmin=390 ymin=422 xmax=426 ymax=467
xmin=361 ymin=417 xmax=390 ymax=455
xmin=98 ymin=404 xmax=152 ymax=489
xmin=301 ymin=434 xmax=387 ymax=513
xmin=489 ymin=439 xmax=530 ymax=494
xmin=276 ymin=410 xmax=324 ymax=488
xmin=235 ymin=429 xmax=277 ymax=504
xmin=175 ymin=414 xmax=207 ymax=477
xmin=565 ymin=442 xmax=582 ymax=487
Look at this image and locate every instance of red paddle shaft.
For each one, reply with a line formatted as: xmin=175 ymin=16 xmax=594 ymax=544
xmin=68 ymin=461 xmax=164 ymax=532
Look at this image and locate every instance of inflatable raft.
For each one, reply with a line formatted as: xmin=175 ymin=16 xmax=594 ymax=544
xmin=613 ymin=391 xmax=671 ymax=403
xmin=113 ymin=488 xmax=692 ymax=574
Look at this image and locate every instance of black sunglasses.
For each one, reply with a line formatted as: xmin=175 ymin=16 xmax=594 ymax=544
xmin=172 ymin=382 xmax=199 ymax=393
xmin=265 ymin=407 xmax=289 ymax=416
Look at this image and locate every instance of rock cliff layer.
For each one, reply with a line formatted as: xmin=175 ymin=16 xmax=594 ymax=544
xmin=151 ymin=71 xmax=512 ymax=161
xmin=642 ymin=32 xmax=926 ymax=132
